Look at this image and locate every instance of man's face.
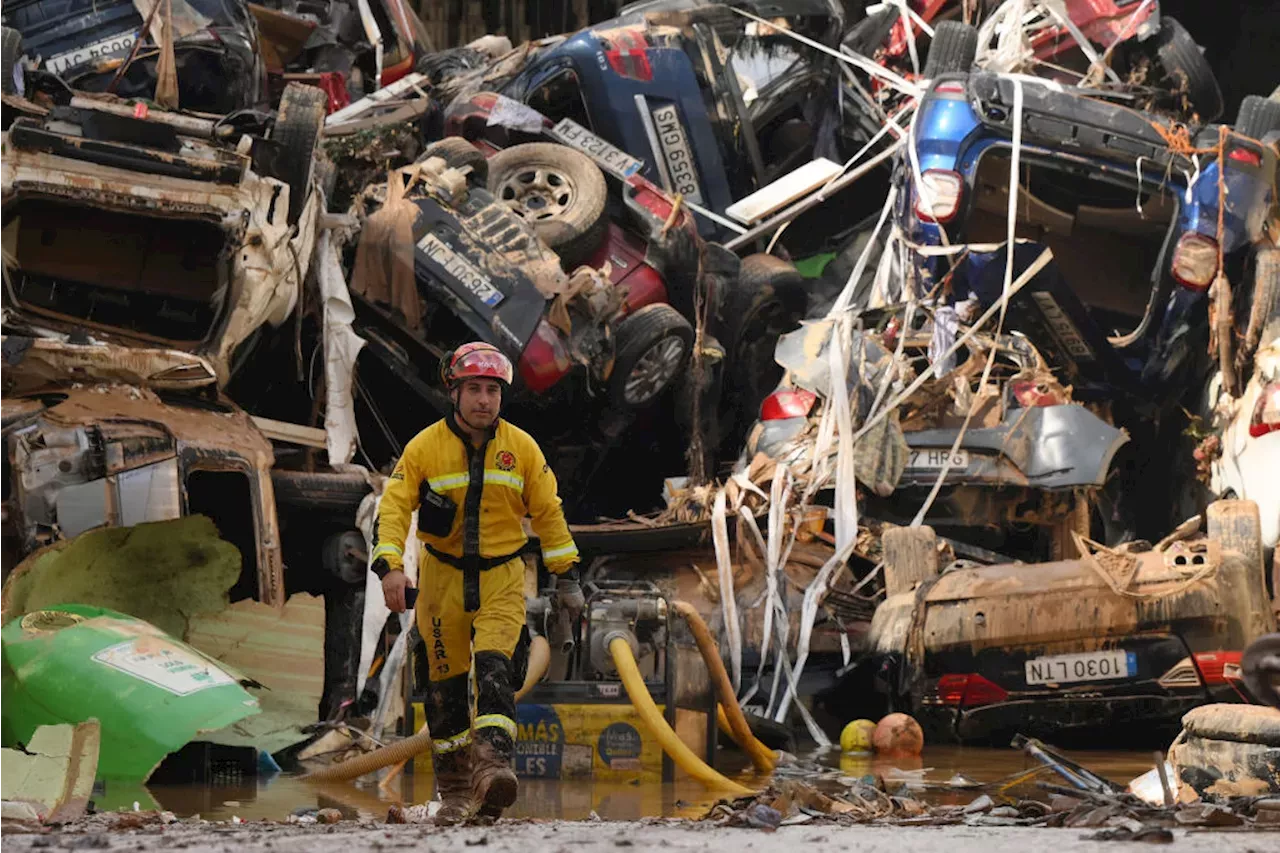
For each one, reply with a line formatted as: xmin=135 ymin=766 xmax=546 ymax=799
xmin=456 ymin=378 xmax=502 ymax=428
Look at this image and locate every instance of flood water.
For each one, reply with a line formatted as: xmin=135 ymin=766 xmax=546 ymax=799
xmin=102 ymin=746 xmax=1161 ymax=822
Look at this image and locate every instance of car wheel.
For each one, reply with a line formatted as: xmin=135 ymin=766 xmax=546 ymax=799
xmin=271 ymin=82 xmax=328 ymax=225
xmin=922 ymin=21 xmax=978 ymax=78
xmin=2 ymin=27 xmax=22 ymax=97
xmin=1152 ymin=17 xmax=1223 ymax=123
xmin=882 ymin=525 xmax=940 ymax=598
xmin=726 ymin=254 xmax=807 ymax=424
xmin=322 ymin=530 xmax=368 ymax=586
xmin=486 ymin=142 xmax=607 ymax=269
xmin=1244 ymin=249 xmax=1280 ymax=362
xmin=1236 ymin=94 xmax=1280 ymax=141
xmin=611 ymin=304 xmax=694 ymax=409
xmin=418 ymin=136 xmax=489 ymax=184
xmin=1242 ymin=633 xmax=1280 ymax=709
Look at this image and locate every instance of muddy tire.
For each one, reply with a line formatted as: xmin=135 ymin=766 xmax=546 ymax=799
xmin=1242 ymin=633 xmax=1280 ymax=710
xmin=882 ymin=525 xmax=940 ymax=598
xmin=726 ymin=254 xmax=807 ymax=424
xmin=611 ymin=304 xmax=694 ymax=409
xmin=486 ymin=142 xmax=607 ymax=269
xmin=1207 ymin=500 xmax=1265 ymax=578
xmin=419 ymin=136 xmax=489 ymax=184
xmin=1153 ymin=17 xmax=1223 ymax=122
xmin=272 ymin=470 xmax=372 ymax=513
xmin=271 ymin=82 xmax=328 ymax=225
xmin=2 ymin=27 xmax=21 ymax=96
xmin=322 ymin=530 xmax=368 ymax=585
xmin=1236 ymin=94 xmax=1280 ymax=141
xmin=923 ymin=21 xmax=977 ymax=78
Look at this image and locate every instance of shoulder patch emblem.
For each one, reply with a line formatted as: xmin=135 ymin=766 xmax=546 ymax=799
xmin=496 ymin=450 xmax=517 ymax=471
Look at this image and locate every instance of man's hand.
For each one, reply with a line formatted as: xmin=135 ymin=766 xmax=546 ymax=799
xmin=555 ymin=573 xmax=585 ymax=620
xmin=382 ymin=569 xmax=416 ymax=613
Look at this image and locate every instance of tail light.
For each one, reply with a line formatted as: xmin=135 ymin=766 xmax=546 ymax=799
xmin=1228 ymin=147 xmax=1263 ymax=167
xmin=760 ymin=389 xmax=817 ymax=421
xmin=1170 ymin=233 xmax=1219 ymax=290
xmin=1194 ymin=652 xmax=1243 ymax=685
xmin=1249 ymin=382 xmax=1280 ymax=438
xmin=1158 ymin=652 xmax=1243 ymax=688
xmin=914 ymin=170 xmax=963 ymax=223
xmin=936 ymin=673 xmax=1008 ymax=707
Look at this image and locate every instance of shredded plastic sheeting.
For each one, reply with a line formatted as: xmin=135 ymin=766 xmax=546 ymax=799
xmin=314 ymin=229 xmax=367 ymax=468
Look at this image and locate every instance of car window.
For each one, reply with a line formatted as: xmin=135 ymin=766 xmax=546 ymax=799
xmin=727 ymin=19 xmax=822 ymax=112
xmin=525 ymin=68 xmax=592 ymax=130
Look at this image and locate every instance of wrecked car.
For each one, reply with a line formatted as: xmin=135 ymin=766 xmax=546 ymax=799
xmin=836 ymin=501 xmax=1276 ymax=745
xmin=742 ymin=311 xmax=1129 ymax=561
xmin=0 ymin=382 xmax=283 ymax=604
xmin=850 ymin=2 xmax=1222 ymax=120
xmin=432 ymin=0 xmax=890 ymax=255
xmin=1 ymin=82 xmax=328 ymax=385
xmin=444 ymin=93 xmax=821 ymax=457
xmin=250 ymin=0 xmax=427 ymax=104
xmin=1 ymin=0 xmax=266 ymax=114
xmin=862 ymin=62 xmax=1279 ymax=540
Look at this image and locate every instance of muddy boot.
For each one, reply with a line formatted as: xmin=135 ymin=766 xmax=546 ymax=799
xmin=432 ymin=744 xmax=474 ymax=826
xmin=471 ymin=735 xmax=518 ymax=819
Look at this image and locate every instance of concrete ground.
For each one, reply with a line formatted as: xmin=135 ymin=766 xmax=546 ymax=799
xmin=3 ymin=819 xmax=1276 ymax=852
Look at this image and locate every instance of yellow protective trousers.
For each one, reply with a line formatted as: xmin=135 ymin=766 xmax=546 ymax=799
xmin=416 ymin=551 xmax=524 ymax=757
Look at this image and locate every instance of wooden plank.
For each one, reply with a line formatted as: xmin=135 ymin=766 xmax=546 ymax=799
xmin=725 ymin=157 xmax=845 ymax=225
xmin=251 ymin=416 xmax=327 ymax=449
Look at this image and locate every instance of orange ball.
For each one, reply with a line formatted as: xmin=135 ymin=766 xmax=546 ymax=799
xmin=872 ymin=712 xmax=924 ymax=755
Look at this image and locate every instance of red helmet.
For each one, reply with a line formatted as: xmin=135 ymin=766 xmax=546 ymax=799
xmin=441 ymin=342 xmax=513 ymax=388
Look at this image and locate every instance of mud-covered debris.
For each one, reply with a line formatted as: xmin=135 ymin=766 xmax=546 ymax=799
xmin=315 ymin=808 xmax=343 ymax=824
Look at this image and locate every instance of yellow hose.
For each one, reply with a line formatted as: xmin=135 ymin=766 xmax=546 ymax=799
xmin=673 ymin=600 xmax=777 ymax=772
xmin=303 ymin=728 xmax=433 ymax=783
xmin=308 ymin=634 xmax=552 ymax=784
xmin=609 ymin=636 xmax=755 ymax=796
xmin=514 ymin=634 xmax=551 ymax=702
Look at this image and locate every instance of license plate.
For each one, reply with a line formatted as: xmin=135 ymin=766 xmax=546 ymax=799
xmin=905 ymin=449 xmax=969 ymax=470
xmin=46 ymin=31 xmax=139 ymax=76
xmin=650 ymin=104 xmax=703 ymax=204
xmin=418 ymin=233 xmax=505 ymax=308
xmin=548 ymin=118 xmax=643 ymax=181
xmin=1025 ymin=650 xmax=1136 ymax=685
xmin=1032 ymin=291 xmax=1095 ymax=361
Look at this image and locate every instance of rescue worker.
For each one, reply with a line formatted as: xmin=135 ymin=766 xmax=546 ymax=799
xmin=370 ymin=341 xmax=583 ymax=824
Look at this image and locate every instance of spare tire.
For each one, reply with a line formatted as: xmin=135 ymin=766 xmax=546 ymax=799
xmin=1236 ymin=94 xmax=1280 ymax=141
xmin=923 ymin=21 xmax=977 ymax=78
xmin=486 ymin=142 xmax=607 ymax=269
xmin=418 ymin=136 xmax=489 ymax=184
xmin=610 ymin=304 xmax=694 ymax=408
xmin=1153 ymin=17 xmax=1223 ymax=123
xmin=2 ymin=27 xmax=22 ymax=97
xmin=271 ymin=83 xmax=328 ymax=225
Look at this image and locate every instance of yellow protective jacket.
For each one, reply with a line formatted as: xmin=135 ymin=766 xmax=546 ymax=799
xmin=371 ymin=415 xmax=579 ymax=576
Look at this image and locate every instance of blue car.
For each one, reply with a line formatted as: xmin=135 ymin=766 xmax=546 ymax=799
xmin=1 ymin=0 xmax=265 ymax=114
xmin=900 ymin=71 xmax=1278 ymax=404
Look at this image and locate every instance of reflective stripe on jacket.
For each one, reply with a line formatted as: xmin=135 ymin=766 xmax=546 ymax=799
xmin=373 ymin=415 xmax=579 ymax=574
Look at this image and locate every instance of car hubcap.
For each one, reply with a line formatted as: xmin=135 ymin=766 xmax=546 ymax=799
xmin=624 ymin=336 xmax=686 ymax=405
xmin=496 ymin=166 xmax=577 ymax=222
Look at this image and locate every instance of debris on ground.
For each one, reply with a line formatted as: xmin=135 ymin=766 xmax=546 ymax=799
xmin=0 ymin=721 xmax=99 ymax=825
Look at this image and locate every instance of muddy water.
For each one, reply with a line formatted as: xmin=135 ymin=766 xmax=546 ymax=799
xmin=111 ymin=746 xmax=1158 ymax=822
